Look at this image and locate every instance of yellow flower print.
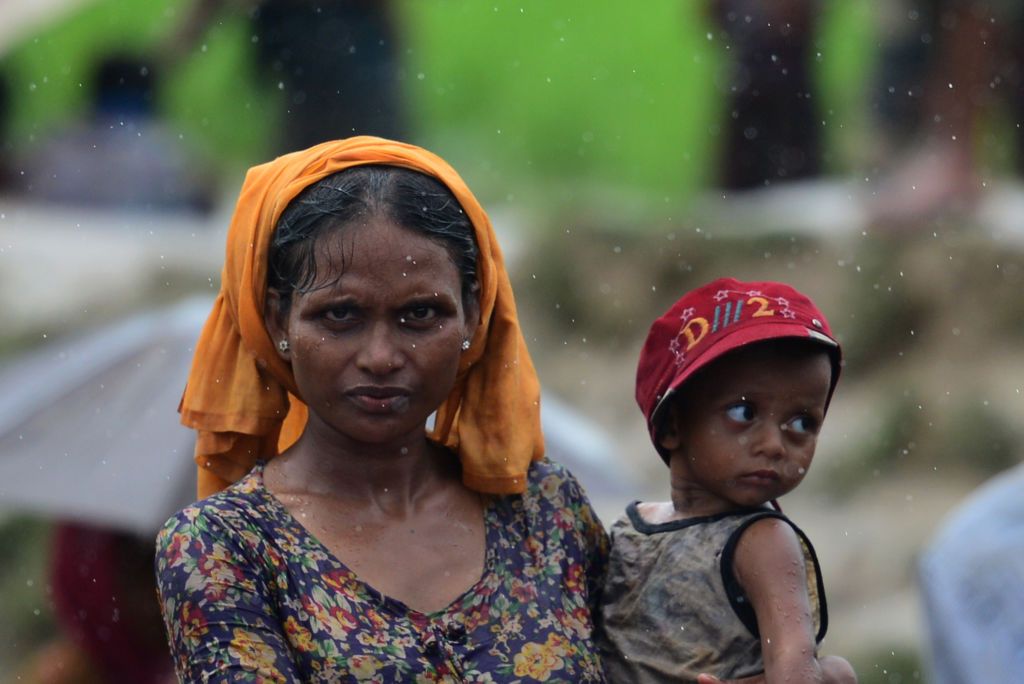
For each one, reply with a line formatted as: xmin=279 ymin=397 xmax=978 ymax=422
xmin=512 ymin=638 xmax=565 ymax=680
xmin=539 ymin=474 xmax=563 ymax=500
xmin=349 ymin=654 xmax=383 ymax=680
xmin=283 ymin=617 xmax=315 ymax=653
xmin=227 ymin=629 xmax=281 ymax=679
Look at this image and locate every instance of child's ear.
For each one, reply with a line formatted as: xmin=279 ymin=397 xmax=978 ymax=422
xmin=657 ymin=409 xmax=684 ymax=451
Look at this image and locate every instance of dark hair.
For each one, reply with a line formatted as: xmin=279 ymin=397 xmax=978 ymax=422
xmin=268 ymin=165 xmax=479 ymax=307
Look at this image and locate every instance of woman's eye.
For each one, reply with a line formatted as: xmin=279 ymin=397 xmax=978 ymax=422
xmin=725 ymin=403 xmax=755 ymax=423
xmin=787 ymin=415 xmax=818 ymax=435
xmin=324 ymin=306 xmax=355 ymax=322
xmin=404 ymin=305 xmax=437 ymax=322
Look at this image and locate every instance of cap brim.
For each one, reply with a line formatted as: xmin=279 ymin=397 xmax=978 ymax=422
xmin=650 ymin=321 xmax=839 ymax=428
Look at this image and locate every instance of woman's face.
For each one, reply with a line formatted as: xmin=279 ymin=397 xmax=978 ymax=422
xmin=267 ymin=215 xmax=479 ymax=450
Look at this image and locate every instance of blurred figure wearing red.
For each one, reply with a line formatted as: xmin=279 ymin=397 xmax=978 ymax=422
xmin=17 ymin=523 xmax=174 ymax=684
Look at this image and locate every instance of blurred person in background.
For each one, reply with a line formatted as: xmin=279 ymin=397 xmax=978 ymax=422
xmin=14 ymin=52 xmax=216 ymax=213
xmin=16 ymin=523 xmax=175 ymax=684
xmin=918 ymin=462 xmax=1024 ymax=682
xmin=0 ymin=65 xmax=13 ymax=190
xmin=708 ymin=0 xmax=824 ymax=190
xmin=869 ymin=0 xmax=1024 ymax=224
xmin=166 ymin=0 xmax=407 ymax=155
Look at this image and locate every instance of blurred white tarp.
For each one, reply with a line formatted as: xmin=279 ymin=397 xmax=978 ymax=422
xmin=918 ymin=463 xmax=1024 ymax=683
xmin=0 ymin=295 xmax=632 ymax=535
xmin=0 ymin=297 xmax=204 ymax=536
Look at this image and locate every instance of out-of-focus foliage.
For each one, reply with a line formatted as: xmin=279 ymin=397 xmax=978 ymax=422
xmin=0 ymin=518 xmax=53 ymax=669
xmin=2 ymin=0 xmax=874 ymax=197
xmin=852 ymin=646 xmax=924 ymax=684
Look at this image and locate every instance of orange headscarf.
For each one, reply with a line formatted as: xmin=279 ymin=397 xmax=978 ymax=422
xmin=180 ymin=137 xmax=544 ymax=498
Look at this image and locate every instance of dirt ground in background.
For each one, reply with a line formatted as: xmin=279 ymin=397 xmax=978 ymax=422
xmin=3 ymin=193 xmax=1022 ymax=679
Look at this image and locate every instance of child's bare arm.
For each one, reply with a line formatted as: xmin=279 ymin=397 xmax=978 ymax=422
xmin=733 ymin=517 xmax=824 ymax=684
xmin=697 ymin=656 xmax=856 ymax=684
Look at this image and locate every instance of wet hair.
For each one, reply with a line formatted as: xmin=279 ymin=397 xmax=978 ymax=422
xmin=267 ymin=165 xmax=479 ymax=308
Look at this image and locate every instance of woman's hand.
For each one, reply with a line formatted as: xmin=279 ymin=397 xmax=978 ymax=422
xmin=697 ymin=656 xmax=857 ymax=684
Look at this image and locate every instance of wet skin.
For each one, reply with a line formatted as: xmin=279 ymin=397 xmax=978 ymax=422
xmin=263 ymin=215 xmax=486 ymax=614
xmin=649 ymin=342 xmax=833 ymax=521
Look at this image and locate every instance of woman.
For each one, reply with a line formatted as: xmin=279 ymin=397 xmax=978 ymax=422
xmin=155 ymin=138 xmax=608 ymax=682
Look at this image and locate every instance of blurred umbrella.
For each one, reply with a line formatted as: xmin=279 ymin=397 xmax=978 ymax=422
xmin=0 ymin=297 xmax=207 ymax=536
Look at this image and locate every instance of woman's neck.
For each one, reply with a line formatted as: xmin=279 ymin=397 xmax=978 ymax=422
xmin=269 ymin=421 xmax=459 ymax=512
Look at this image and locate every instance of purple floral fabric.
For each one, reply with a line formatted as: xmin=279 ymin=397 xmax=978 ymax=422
xmin=155 ymin=459 xmax=608 ymax=683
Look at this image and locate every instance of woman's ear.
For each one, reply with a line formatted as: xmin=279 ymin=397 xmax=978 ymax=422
xmin=264 ymin=288 xmax=291 ymax=361
xmin=461 ymin=279 xmax=482 ymax=342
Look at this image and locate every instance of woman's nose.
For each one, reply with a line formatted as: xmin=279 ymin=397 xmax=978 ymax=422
xmin=356 ymin=323 xmax=403 ymax=375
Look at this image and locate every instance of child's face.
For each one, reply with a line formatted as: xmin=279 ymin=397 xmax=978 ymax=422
xmin=659 ymin=342 xmax=833 ymax=515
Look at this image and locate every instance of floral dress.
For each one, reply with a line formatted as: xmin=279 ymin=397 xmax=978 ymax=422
xmin=155 ymin=459 xmax=609 ymax=683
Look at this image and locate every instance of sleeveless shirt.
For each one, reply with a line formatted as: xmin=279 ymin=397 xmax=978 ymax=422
xmin=597 ymin=503 xmax=827 ymax=683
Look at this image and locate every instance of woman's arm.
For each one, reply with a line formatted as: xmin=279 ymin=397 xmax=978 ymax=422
xmin=155 ymin=508 xmax=302 ymax=683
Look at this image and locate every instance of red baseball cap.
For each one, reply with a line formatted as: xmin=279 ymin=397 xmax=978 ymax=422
xmin=636 ymin=277 xmax=842 ymax=460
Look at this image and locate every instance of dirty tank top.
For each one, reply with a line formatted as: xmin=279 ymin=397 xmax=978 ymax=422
xmin=597 ymin=503 xmax=827 ymax=683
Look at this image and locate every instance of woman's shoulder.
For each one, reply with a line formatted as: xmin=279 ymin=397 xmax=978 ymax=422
xmin=524 ymin=457 xmax=588 ymax=503
xmin=519 ymin=458 xmax=604 ymax=533
xmin=156 ymin=464 xmax=274 ymax=551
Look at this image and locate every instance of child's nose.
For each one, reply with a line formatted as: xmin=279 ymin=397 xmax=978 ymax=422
xmin=752 ymin=423 xmax=786 ymax=460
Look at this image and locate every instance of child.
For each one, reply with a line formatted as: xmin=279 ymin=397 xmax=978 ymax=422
xmin=598 ymin=278 xmax=856 ymax=683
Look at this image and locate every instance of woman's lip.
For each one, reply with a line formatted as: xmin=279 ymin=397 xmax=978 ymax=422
xmin=346 ymin=385 xmax=409 ymax=398
xmin=345 ymin=387 xmax=411 ymax=414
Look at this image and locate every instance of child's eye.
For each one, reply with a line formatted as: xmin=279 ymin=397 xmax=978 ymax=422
xmin=787 ymin=415 xmax=819 ymax=435
xmin=725 ymin=403 xmax=755 ymax=423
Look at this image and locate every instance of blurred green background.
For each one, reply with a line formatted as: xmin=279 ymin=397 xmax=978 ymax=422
xmin=2 ymin=0 xmax=873 ymax=201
